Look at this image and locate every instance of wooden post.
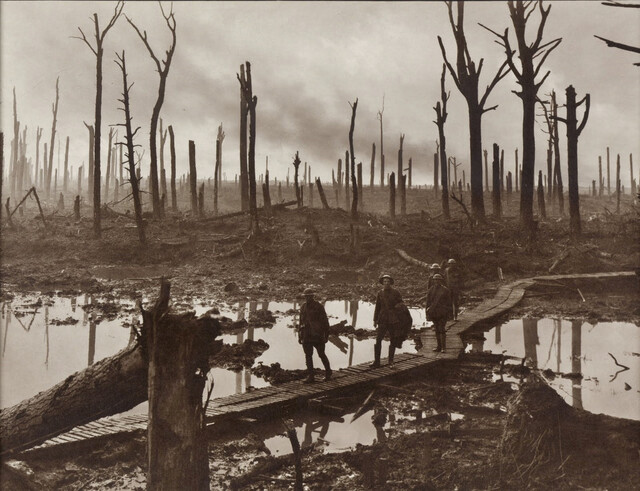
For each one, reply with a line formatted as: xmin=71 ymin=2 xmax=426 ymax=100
xmin=316 ymin=178 xmax=330 ymax=210
xmin=389 ymin=171 xmax=396 ymax=219
xmin=492 ymin=143 xmax=501 ymax=219
xmin=189 ymin=140 xmax=198 ymax=214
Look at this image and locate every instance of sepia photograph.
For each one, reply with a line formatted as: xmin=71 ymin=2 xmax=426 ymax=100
xmin=1 ymin=1 xmax=638 ymax=489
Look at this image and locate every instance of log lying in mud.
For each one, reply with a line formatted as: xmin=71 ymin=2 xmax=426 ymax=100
xmin=396 ymin=249 xmax=431 ymax=269
xmin=0 ymin=287 xmax=221 ymax=456
xmin=198 ymin=199 xmax=297 ymax=223
xmin=0 ymin=343 xmax=147 ymax=455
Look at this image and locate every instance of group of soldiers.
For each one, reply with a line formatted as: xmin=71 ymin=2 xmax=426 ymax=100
xmin=297 ymin=259 xmax=462 ymax=383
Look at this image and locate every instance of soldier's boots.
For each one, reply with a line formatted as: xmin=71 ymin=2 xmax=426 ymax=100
xmin=370 ymin=342 xmax=382 ymax=368
xmin=388 ymin=345 xmax=396 ymax=367
xmin=304 ymin=373 xmax=315 ymax=384
xmin=324 ymin=368 xmax=332 ymax=381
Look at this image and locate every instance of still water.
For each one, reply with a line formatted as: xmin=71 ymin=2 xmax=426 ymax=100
xmin=0 ymin=295 xmax=427 ymax=410
xmin=468 ymin=318 xmax=640 ymax=421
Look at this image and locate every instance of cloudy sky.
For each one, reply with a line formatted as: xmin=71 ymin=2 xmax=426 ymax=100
xmin=1 ymin=1 xmax=639 ymax=188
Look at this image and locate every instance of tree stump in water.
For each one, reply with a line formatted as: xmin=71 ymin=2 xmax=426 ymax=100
xmin=144 ymin=280 xmax=220 ymax=490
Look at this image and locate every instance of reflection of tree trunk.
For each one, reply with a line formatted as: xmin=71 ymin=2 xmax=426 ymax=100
xmin=44 ymin=306 xmax=50 ymax=367
xmin=350 ymin=300 xmax=358 ymax=329
xmin=522 ymin=318 xmax=539 ymax=367
xmin=555 ymin=319 xmax=562 ymax=373
xmin=571 ymin=320 xmax=583 ymax=410
xmin=495 ymin=324 xmax=501 ymax=344
xmin=236 ymin=331 xmax=243 ymax=394
xmin=88 ymin=311 xmax=96 ymax=366
xmin=3 ymin=305 xmax=11 ymax=356
xmin=348 ymin=336 xmax=354 ymax=367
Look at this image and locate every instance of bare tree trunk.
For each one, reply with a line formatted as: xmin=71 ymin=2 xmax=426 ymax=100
xmin=492 ymin=143 xmax=501 ymax=219
xmin=349 ymin=100 xmax=358 ymax=220
xmin=239 ymin=64 xmax=249 ymax=212
xmin=537 ymin=170 xmax=546 ymax=219
xmin=515 ymin=148 xmax=519 ymax=192
xmin=293 ymin=151 xmax=302 ymax=208
xmin=316 ymin=178 xmax=330 ymax=210
xmin=345 ymin=150 xmax=350 ymax=210
xmin=563 ymin=85 xmax=590 ymax=236
xmin=240 ymin=62 xmax=259 ymax=232
xmin=214 ymin=124 xmax=224 ymax=216
xmin=630 ymin=154 xmax=635 ymax=196
xmin=434 ymin=151 xmax=440 ymax=195
xmin=47 ymin=78 xmax=59 ymax=200
xmin=357 ymin=162 xmax=363 ymax=207
xmin=189 ymin=140 xmax=198 ymax=215
xmin=400 ymin=174 xmax=407 ymax=216
xmin=389 ymin=172 xmax=396 ymax=219
xmin=115 ymin=51 xmax=145 ymax=245
xmin=143 ymin=281 xmax=219 ymax=490
xmin=11 ymin=89 xmax=19 ymax=200
xmin=63 ymin=136 xmax=69 ymax=193
xmin=159 ymin=118 xmax=168 ymax=199
xmin=366 ymin=143 xmax=374 ymax=190
xmin=105 ymin=128 xmax=113 ymax=202
xmin=126 ymin=5 xmax=176 ymax=219
xmin=616 ymin=154 xmax=621 ymax=213
xmin=169 ymin=125 xmax=177 ymax=211
xmin=377 ymin=97 xmax=385 ymax=187
xmin=198 ymin=183 xmax=204 ymax=217
xmin=606 ymin=146 xmax=611 ymax=196
xmin=262 ymin=171 xmax=272 ymax=216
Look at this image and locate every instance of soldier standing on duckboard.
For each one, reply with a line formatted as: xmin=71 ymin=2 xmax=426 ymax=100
xmin=371 ymin=274 xmax=404 ymax=367
xmin=299 ymin=288 xmax=332 ymax=383
xmin=425 ymin=273 xmax=453 ymax=352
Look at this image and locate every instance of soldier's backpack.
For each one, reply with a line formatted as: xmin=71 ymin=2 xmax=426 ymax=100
xmin=394 ymin=302 xmax=413 ymax=347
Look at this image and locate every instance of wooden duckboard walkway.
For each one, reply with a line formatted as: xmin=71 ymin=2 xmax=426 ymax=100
xmin=28 ymin=271 xmax=636 ymax=451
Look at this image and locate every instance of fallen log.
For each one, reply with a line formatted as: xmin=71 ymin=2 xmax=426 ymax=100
xmin=396 ymin=249 xmax=430 ymax=269
xmin=0 ymin=285 xmax=221 ymax=456
xmin=0 ymin=343 xmax=147 ymax=456
xmin=198 ymin=199 xmax=297 ymax=223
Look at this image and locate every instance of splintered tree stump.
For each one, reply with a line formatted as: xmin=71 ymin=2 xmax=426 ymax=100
xmin=315 ymin=178 xmax=330 ymax=210
xmin=145 ymin=280 xmax=221 ymax=490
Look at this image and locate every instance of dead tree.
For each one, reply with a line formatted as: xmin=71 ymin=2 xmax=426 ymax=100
xmin=357 ymin=163 xmax=363 ymax=206
xmin=598 ymin=156 xmax=603 ymax=197
xmin=214 ymin=123 xmax=225 ymax=216
xmin=238 ymin=64 xmax=249 ymax=211
xmin=169 ymin=125 xmax=177 ymax=211
xmin=483 ymin=148 xmax=488 ymax=192
xmin=631 ymin=154 xmax=636 ymax=196
xmin=75 ymin=2 xmax=123 ymax=236
xmin=397 ymin=134 xmax=405 ymax=216
xmin=262 ymin=171 xmax=272 ymax=216
xmin=11 ymin=89 xmax=19 ymax=199
xmin=159 ymin=118 xmax=168 ymax=199
xmin=554 ymin=85 xmax=590 ymax=235
xmin=369 ymin=142 xmax=376 ymax=188
xmin=237 ymin=61 xmax=258 ymax=232
xmin=492 ymin=143 xmax=502 ymax=219
xmin=377 ymin=95 xmax=385 ymax=186
xmin=537 ymin=170 xmax=546 ymax=218
xmin=316 ymin=177 xmax=330 ymax=209
xmin=293 ymin=151 xmax=302 ymax=207
xmin=126 ymin=3 xmax=176 ymax=219
xmin=198 ymin=183 xmax=205 ymax=217
xmin=344 ymin=150 xmax=350 ymax=210
xmin=594 ymin=1 xmax=640 ymax=66
xmin=607 ymin=147 xmax=611 ymax=196
xmin=439 ymin=0 xmax=510 ymax=221
xmin=104 ymin=128 xmax=114 ymax=201
xmin=616 ymin=154 xmax=621 ymax=213
xmin=483 ymin=0 xmax=561 ymax=231
xmin=45 ymin=78 xmax=60 ymax=200
xmin=189 ymin=140 xmax=198 ymax=215
xmin=62 ymin=136 xmax=69 ymax=193
xmin=389 ymin=172 xmax=396 ymax=219
xmin=115 ymin=51 xmax=146 ymax=245
xmin=35 ymin=127 xmax=42 ymax=190
xmin=434 ymin=143 xmax=440 ymax=195
xmin=83 ymin=123 xmax=95 ymax=202
xmin=349 ymin=99 xmax=359 ymax=220
xmin=433 ymin=64 xmax=451 ymax=218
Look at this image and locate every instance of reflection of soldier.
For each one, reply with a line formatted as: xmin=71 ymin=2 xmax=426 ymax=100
xmin=371 ymin=274 xmax=404 ymax=368
xmin=299 ymin=288 xmax=332 ymax=383
xmin=303 ymin=419 xmax=330 ymax=448
xmin=425 ymin=274 xmax=452 ymax=352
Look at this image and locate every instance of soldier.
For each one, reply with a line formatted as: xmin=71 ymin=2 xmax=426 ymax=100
xmin=445 ymin=258 xmax=462 ymax=320
xmin=298 ymin=287 xmax=332 ymax=383
xmin=427 ymin=263 xmax=442 ymax=289
xmin=371 ymin=274 xmax=404 ymax=368
xmin=425 ymin=274 xmax=452 ymax=352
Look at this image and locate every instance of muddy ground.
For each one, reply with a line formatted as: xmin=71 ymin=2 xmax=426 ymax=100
xmin=1 ymin=188 xmax=639 ymax=489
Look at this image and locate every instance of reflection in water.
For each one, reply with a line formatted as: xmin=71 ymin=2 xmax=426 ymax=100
xmin=474 ymin=318 xmax=639 ymax=421
xmin=1 ymin=296 xmax=425 ymax=414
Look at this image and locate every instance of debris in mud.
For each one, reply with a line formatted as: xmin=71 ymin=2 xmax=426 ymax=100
xmin=251 ymin=362 xmax=310 ymax=384
xmin=210 ymin=339 xmax=270 ymax=372
xmin=49 ymin=316 xmax=79 ymax=326
xmin=248 ymin=309 xmax=276 ymax=326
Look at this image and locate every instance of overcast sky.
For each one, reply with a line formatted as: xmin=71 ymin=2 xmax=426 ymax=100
xmin=1 ymin=1 xmax=639 ymax=188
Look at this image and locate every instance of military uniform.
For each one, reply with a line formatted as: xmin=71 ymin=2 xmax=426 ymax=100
xmin=299 ymin=298 xmax=332 ymax=382
xmin=372 ymin=286 xmax=404 ymax=366
xmin=426 ymin=282 xmax=453 ymax=352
